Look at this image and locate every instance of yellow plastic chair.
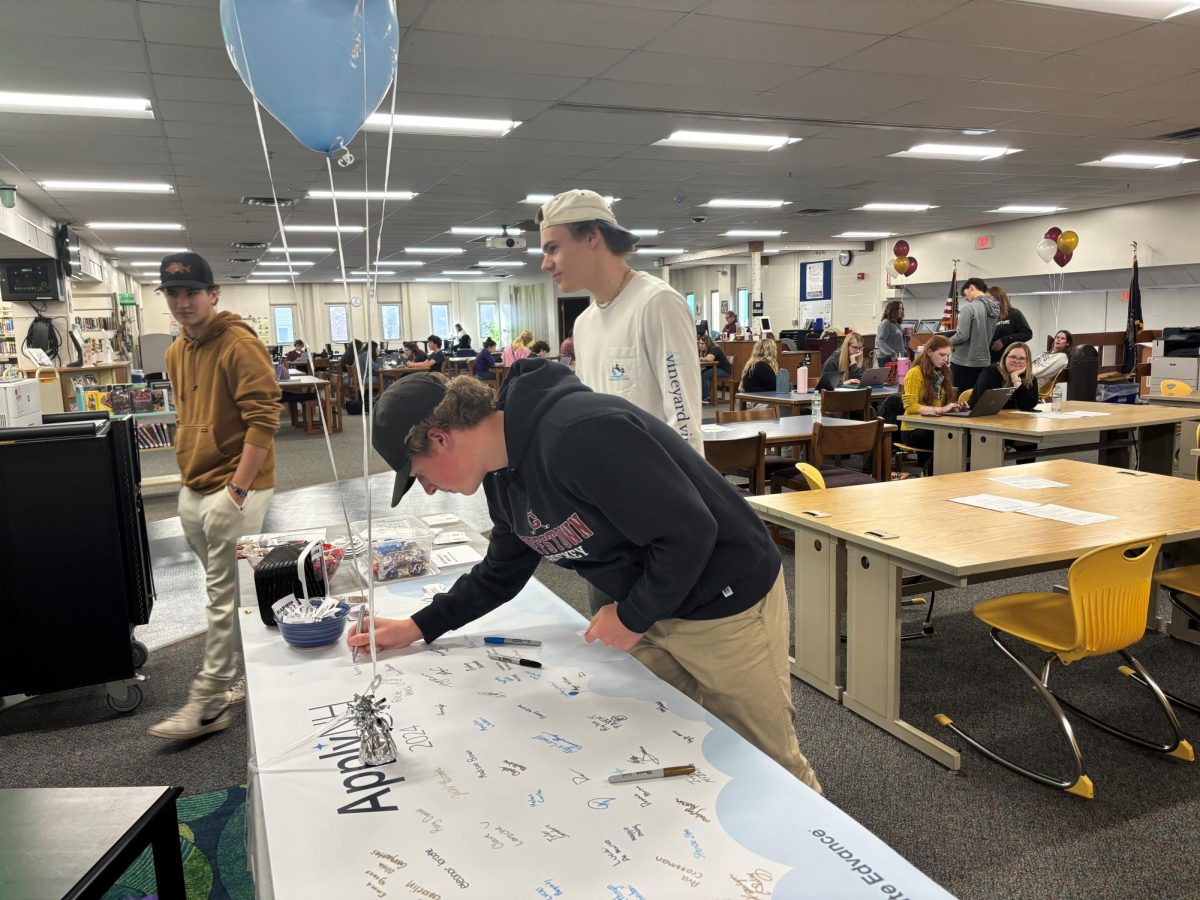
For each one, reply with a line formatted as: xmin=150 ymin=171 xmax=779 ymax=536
xmin=936 ymin=536 xmax=1193 ymax=799
xmin=1039 ymin=370 xmax=1062 ymax=403
xmin=1160 ymin=379 xmax=1194 ymax=397
xmin=958 ymin=388 xmax=974 ymax=406
xmin=1149 ymin=535 xmax=1200 ymax=715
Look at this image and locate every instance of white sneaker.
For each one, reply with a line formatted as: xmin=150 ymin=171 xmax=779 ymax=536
xmin=147 ymin=696 xmax=230 ymax=741
xmin=225 ymin=677 xmax=246 ymax=707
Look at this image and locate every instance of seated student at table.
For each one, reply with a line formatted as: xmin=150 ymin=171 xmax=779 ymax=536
xmin=453 ymin=323 xmax=471 ymax=350
xmin=401 ymin=341 xmax=428 ymax=364
xmin=740 ymin=337 xmax=780 ymax=393
xmin=972 ymin=342 xmax=1039 ymax=411
xmin=1032 ymin=330 xmax=1072 ymax=382
xmin=721 ymin=309 xmax=739 ymax=337
xmin=403 ymin=335 xmax=447 ymax=373
xmin=821 ymin=333 xmax=865 ymax=386
xmin=530 ymin=340 xmax=551 ymax=358
xmin=283 ymin=339 xmax=309 ymax=365
xmin=473 ymin=337 xmax=498 ymax=381
xmin=698 ymin=334 xmax=731 ymax=402
xmin=354 ymin=360 xmax=823 ymax=792
xmin=502 ymin=330 xmax=534 ymax=366
xmin=559 ymin=329 xmax=574 ymax=364
xmin=452 ymin=332 xmax=474 ymax=356
xmin=901 ymin=334 xmax=962 ymax=474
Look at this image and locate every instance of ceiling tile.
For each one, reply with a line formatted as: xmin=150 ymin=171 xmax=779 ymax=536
xmin=697 ymin=0 xmax=968 ymax=33
xmin=645 ymin=14 xmax=881 ymax=67
xmin=1073 ymin=21 xmax=1200 ymax=67
xmin=418 ymin=0 xmax=683 ymax=48
xmin=138 ymin=2 xmax=225 ymax=47
xmin=565 ymin=79 xmax=761 ymax=113
xmin=147 ymin=42 xmax=236 ymax=78
xmin=831 ymin=36 xmax=1050 ymax=81
xmin=600 ymin=51 xmax=809 ymax=91
xmin=903 ymin=0 xmax=1144 ymax=53
xmin=402 ymin=29 xmax=630 ymax=77
xmin=0 ymin=0 xmax=138 ymax=40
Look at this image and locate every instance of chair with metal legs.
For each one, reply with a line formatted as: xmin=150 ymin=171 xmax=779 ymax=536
xmin=936 ymin=535 xmax=1193 ymax=799
xmin=1141 ymin=564 xmax=1200 ymax=714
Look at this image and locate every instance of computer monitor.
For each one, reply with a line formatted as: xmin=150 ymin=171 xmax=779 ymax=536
xmin=915 ymin=319 xmax=937 ymax=334
xmin=755 ymin=316 xmax=772 ymax=337
xmin=900 ymin=318 xmax=918 ymax=335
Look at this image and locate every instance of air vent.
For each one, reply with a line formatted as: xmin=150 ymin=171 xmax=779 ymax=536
xmin=225 ymin=274 xmax=248 ymax=280
xmin=226 ymin=257 xmax=259 ymax=264
xmin=1155 ymin=126 xmax=1200 ymax=143
xmin=792 ymin=208 xmax=831 ymax=216
xmin=231 ymin=241 xmax=268 ymax=250
xmin=242 ymin=196 xmax=295 ymax=209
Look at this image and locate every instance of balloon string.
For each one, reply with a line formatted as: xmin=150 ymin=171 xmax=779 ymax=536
xmin=230 ymin=1 xmax=370 ymax=600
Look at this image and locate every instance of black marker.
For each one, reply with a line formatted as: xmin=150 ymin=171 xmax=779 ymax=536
xmin=488 ymin=652 xmax=542 ymax=669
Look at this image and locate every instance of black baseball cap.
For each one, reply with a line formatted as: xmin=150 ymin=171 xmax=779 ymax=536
xmin=156 ymin=252 xmax=215 ymax=291
xmin=372 ymin=373 xmax=449 ymax=506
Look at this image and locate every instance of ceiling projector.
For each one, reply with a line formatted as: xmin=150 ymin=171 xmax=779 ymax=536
xmin=486 ymin=235 xmax=526 ymax=249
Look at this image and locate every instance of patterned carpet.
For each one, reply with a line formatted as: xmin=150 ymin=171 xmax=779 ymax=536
xmin=102 ymin=787 xmax=252 ymax=900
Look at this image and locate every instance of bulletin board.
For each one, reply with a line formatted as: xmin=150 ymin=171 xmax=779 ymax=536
xmin=801 ymin=260 xmax=832 ymax=302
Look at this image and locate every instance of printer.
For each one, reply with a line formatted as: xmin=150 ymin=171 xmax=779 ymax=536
xmin=0 ymin=378 xmax=41 ymax=428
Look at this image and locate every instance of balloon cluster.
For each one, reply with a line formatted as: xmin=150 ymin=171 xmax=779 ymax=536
xmin=891 ymin=240 xmax=917 ymax=276
xmin=1035 ymin=227 xmax=1079 ymax=268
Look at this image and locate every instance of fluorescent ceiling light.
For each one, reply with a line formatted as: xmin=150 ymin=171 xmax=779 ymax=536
xmin=634 ymin=247 xmax=684 ymax=255
xmin=1080 ymin=153 xmax=1196 ymax=169
xmin=655 ymin=130 xmax=799 ymax=152
xmin=441 ymin=270 xmax=491 ymax=276
xmin=268 ymin=246 xmax=333 ymax=253
xmin=523 ymin=193 xmax=619 ymax=205
xmin=703 ymin=199 xmax=788 ymax=208
xmin=364 ymin=113 xmax=520 ymax=137
xmin=284 ymin=224 xmax=363 ymax=233
xmin=724 ymin=229 xmax=786 ymax=237
xmin=0 ymin=91 xmax=153 ymax=118
xmin=414 ymin=277 xmax=452 ymax=282
xmin=258 ymin=260 xmax=314 ymax=267
xmin=347 ymin=261 xmax=424 ymax=268
xmin=893 ymin=143 xmax=1020 ymax=161
xmin=306 ymin=190 xmax=416 ymax=200
xmin=961 ymin=129 xmax=994 ymax=136
xmin=130 ymin=261 xmax=162 ymax=266
xmin=405 ymin=246 xmax=463 ymax=254
xmin=40 ymin=180 xmax=173 ymax=193
xmin=247 ymin=279 xmax=287 ymax=284
xmin=527 ymin=248 xmax=544 ymax=255
xmin=1021 ymin=1 xmax=1200 ymax=20
xmin=114 ymin=245 xmax=188 ymax=252
xmin=476 ymin=260 xmax=525 ymax=267
xmin=255 ymin=270 xmax=306 ymax=275
xmin=450 ymin=226 xmax=521 ymax=236
xmin=834 ymin=231 xmax=895 ymax=238
xmin=86 ymin=222 xmax=183 ymax=230
xmin=630 ymin=229 xmax=661 ymax=236
xmin=349 ymin=270 xmax=405 ymax=276
xmin=989 ymin=205 xmax=1066 ymax=213
xmin=857 ymin=203 xmax=935 ymax=212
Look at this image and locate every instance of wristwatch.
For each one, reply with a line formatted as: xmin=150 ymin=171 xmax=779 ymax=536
xmin=228 ymin=483 xmax=249 ymax=500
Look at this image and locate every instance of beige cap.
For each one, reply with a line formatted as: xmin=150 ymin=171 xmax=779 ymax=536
xmin=535 ymin=189 xmax=636 ymax=238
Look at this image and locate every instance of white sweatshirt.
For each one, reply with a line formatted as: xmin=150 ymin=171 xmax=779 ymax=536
xmin=573 ymin=271 xmax=704 ymax=455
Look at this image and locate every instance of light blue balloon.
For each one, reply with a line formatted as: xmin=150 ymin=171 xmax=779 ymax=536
xmin=220 ymin=0 xmax=398 ymax=156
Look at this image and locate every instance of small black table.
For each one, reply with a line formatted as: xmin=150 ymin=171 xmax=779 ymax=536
xmin=0 ymin=786 xmax=185 ymax=899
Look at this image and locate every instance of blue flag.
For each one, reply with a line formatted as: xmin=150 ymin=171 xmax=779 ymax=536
xmin=1122 ymin=258 xmax=1142 ymax=374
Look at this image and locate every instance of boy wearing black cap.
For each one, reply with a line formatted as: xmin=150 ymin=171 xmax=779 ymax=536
xmin=352 ymin=360 xmax=822 ymax=792
xmin=148 ymin=253 xmax=280 ymax=741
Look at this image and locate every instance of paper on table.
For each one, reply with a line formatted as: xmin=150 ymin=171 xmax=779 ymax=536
xmin=947 ymin=493 xmax=1042 ymax=512
xmin=987 ymin=475 xmax=1068 ymax=490
xmin=430 ymin=544 xmax=484 ymax=568
xmin=700 ymin=423 xmax=729 ymax=433
xmin=1016 ymin=503 xmax=1117 ymax=526
xmin=432 ymin=530 xmax=470 ymax=545
xmin=421 ymin=513 xmax=461 ymax=525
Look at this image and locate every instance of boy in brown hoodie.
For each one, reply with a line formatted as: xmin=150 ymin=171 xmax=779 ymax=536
xmin=148 ymin=253 xmax=280 ymax=741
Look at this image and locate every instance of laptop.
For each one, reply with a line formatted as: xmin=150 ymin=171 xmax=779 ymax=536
xmin=934 ymin=386 xmax=1015 ymax=418
xmin=857 ymin=367 xmax=890 ymax=387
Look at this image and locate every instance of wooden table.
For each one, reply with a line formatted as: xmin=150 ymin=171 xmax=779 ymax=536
xmin=703 ymin=415 xmax=897 ymax=481
xmin=278 ymin=375 xmax=337 ymax=435
xmin=376 ymin=365 xmax=427 ymax=389
xmin=900 ymin=400 xmax=1200 ymax=477
xmin=21 ymin=362 xmax=132 ymax=414
xmin=747 ymin=459 xmax=1200 ymax=770
xmin=0 ymin=786 xmax=184 ymax=899
xmin=736 ymin=385 xmax=899 ymax=414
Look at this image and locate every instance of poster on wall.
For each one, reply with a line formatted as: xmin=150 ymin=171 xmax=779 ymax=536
xmin=802 ymin=260 xmax=832 ymax=301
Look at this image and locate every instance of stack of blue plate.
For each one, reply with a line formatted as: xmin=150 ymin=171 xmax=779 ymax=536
xmin=277 ymin=600 xmax=350 ymax=649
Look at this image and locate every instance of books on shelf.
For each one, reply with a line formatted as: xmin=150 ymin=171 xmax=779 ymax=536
xmin=74 ymin=381 xmax=171 ymax=414
xmin=135 ymin=421 xmax=174 ymax=449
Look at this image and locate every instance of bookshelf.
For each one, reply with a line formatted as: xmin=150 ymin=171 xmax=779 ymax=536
xmin=0 ymin=301 xmax=15 ymax=365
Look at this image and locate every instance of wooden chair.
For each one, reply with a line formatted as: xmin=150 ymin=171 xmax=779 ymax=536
xmin=303 ymin=370 xmax=343 ymax=434
xmin=936 ymin=536 xmax=1192 ymax=798
xmin=716 ymin=406 xmax=795 ymax=475
xmin=809 ymin=418 xmax=882 ymax=487
xmin=702 ymin=431 xmax=767 ymax=495
xmin=717 ymin=354 xmax=738 ymax=408
xmin=877 ymin=392 xmax=923 ymax=477
xmin=819 ymin=387 xmax=872 ymax=419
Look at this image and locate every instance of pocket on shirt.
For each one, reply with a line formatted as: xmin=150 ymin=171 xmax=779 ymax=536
xmin=605 ymin=348 xmax=641 ymax=396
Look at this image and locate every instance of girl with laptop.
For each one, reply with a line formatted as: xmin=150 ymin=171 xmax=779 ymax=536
xmin=972 ymin=342 xmax=1040 ymax=411
xmin=822 ymin=333 xmax=866 ymax=385
xmin=901 ymin=335 xmax=963 ymax=474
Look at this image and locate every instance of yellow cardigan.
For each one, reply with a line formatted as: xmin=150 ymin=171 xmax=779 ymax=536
xmin=901 ymin=366 xmax=949 ymax=431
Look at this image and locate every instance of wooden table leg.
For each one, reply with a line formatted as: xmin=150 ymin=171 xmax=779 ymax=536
xmin=932 ymin=427 xmax=967 ymax=475
xmin=878 ymin=430 xmax=893 ymax=481
xmin=788 ymin=523 xmax=843 ymax=701
xmin=969 ymin=431 xmax=1006 ymax=470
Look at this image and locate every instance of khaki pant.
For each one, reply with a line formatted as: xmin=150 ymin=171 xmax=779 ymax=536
xmin=631 ymin=567 xmax=822 ymax=793
xmin=179 ymin=484 xmax=273 ymax=698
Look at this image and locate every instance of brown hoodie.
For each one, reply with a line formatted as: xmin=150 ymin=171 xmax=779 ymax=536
xmin=166 ymin=310 xmax=281 ymax=493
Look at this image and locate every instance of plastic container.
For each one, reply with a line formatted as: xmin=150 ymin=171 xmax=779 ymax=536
xmin=796 ymin=365 xmax=808 ymax=394
xmin=811 ymin=391 xmax=823 ymax=421
xmin=1096 ymin=382 xmax=1139 ymax=404
xmin=277 ymin=599 xmax=350 ymax=649
xmin=352 ymin=516 xmax=436 ymax=582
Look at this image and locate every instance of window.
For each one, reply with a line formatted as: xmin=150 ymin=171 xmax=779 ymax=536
xmin=685 ymin=292 xmax=696 ymax=318
xmin=478 ymin=301 xmax=499 ymax=343
xmin=709 ymin=290 xmax=721 ymax=331
xmin=737 ymin=288 xmax=750 ymax=326
xmin=272 ymin=305 xmax=295 ymax=344
xmin=429 ymin=302 xmax=451 ymax=339
xmin=380 ymin=304 xmax=402 ymax=341
xmin=328 ymin=304 xmax=349 ymax=343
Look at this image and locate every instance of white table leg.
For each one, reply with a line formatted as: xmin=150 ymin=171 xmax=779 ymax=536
xmin=969 ymin=431 xmax=1006 ymax=470
xmin=932 ymin=427 xmax=967 ymax=475
xmin=842 ymin=542 xmax=962 ymax=770
xmin=790 ymin=525 xmax=843 ymax=700
xmin=1177 ymin=419 xmax=1199 ymax=480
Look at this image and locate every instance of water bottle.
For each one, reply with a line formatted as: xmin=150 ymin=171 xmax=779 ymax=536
xmin=811 ymin=390 xmax=823 ymax=422
xmin=1051 ymin=383 xmax=1065 ymax=413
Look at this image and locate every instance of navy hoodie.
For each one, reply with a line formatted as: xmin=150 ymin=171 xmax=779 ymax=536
xmin=411 ymin=358 xmax=780 ymax=642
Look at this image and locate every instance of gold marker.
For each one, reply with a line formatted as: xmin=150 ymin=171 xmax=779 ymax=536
xmin=607 ymin=765 xmax=695 ymax=784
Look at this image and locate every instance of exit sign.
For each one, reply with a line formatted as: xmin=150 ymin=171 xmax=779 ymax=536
xmin=975 ymin=235 xmax=994 ymax=250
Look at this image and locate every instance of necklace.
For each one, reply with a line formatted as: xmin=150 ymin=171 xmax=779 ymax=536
xmin=597 ymin=268 xmax=634 ymax=307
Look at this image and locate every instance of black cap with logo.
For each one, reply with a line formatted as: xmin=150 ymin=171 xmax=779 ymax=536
xmin=372 ymin=374 xmax=450 ymax=506
xmin=156 ymin=252 xmax=215 ymax=291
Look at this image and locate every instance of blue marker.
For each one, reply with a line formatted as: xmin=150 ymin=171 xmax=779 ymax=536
xmin=485 ymin=637 xmax=542 ymax=647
